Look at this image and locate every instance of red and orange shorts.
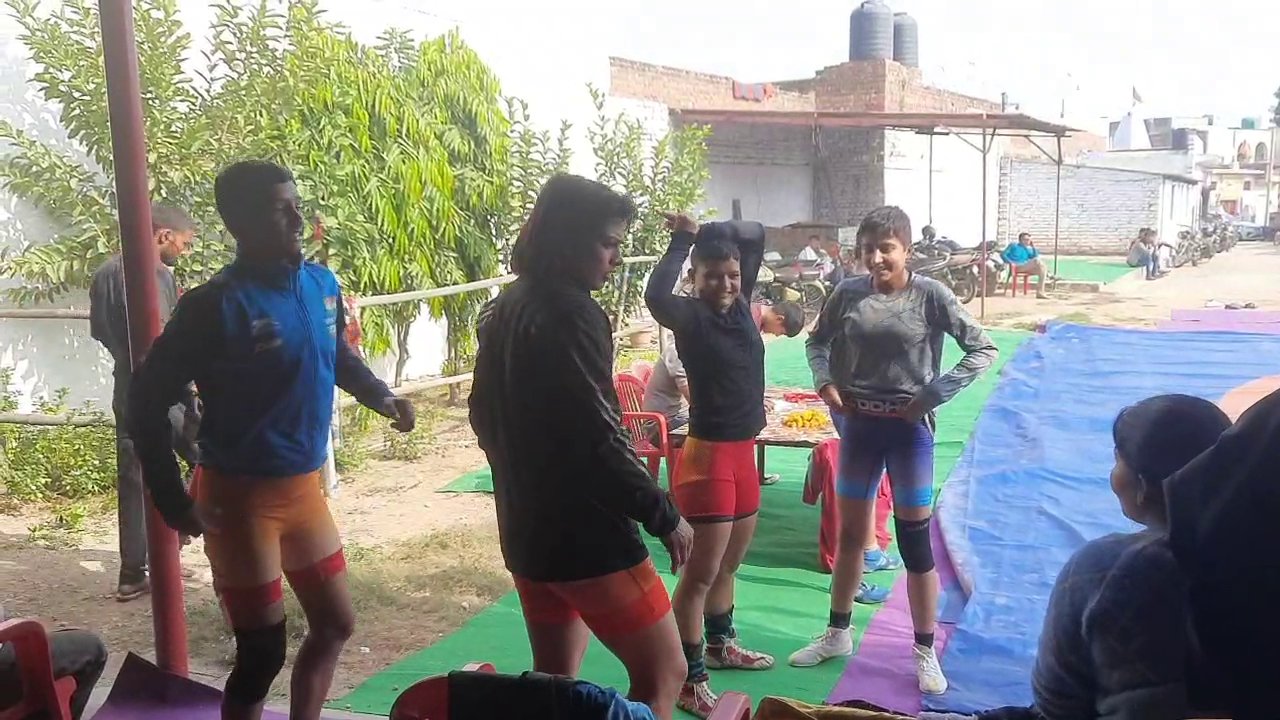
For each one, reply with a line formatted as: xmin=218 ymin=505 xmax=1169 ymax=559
xmin=671 ymin=437 xmax=760 ymax=523
xmin=513 ymin=560 xmax=671 ymax=639
xmin=193 ymin=466 xmax=347 ymax=626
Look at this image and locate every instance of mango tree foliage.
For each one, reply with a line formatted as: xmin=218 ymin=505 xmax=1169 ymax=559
xmin=585 ymin=86 xmax=710 ymax=327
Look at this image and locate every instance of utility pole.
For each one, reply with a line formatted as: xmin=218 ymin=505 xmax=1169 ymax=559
xmin=1268 ymin=123 xmax=1278 ymax=233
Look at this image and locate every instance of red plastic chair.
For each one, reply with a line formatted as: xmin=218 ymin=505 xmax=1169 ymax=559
xmin=629 ymin=360 xmax=654 ymax=386
xmin=0 ymin=619 xmax=76 ymax=720
xmin=390 ymin=662 xmax=752 ymax=720
xmin=614 ymin=373 xmax=673 ymax=484
xmin=1007 ymin=265 xmax=1034 ymax=296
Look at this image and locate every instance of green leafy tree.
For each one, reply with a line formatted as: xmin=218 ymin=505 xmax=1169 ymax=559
xmin=585 ymin=86 xmax=710 ymax=327
xmin=502 ymin=97 xmax=572 ymax=263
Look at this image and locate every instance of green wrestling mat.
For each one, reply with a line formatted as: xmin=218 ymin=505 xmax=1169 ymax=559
xmin=335 ymin=330 xmax=1029 ymax=715
xmin=1046 ymin=257 xmax=1135 ymax=284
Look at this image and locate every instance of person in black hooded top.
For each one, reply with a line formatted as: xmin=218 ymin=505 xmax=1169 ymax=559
xmin=468 ymin=174 xmax=693 ymax=720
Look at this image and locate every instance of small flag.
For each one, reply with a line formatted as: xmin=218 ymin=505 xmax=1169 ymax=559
xmin=1132 ymin=86 xmax=1144 ymax=104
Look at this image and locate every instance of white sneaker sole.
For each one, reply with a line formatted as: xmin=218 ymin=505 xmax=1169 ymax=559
xmin=788 ymin=648 xmax=852 ymax=668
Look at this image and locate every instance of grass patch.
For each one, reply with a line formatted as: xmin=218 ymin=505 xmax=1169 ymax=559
xmin=185 ymin=526 xmax=510 ymax=697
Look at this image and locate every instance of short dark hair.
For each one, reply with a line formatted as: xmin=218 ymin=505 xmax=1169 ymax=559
xmin=1018 ymin=232 xmax=1032 ymax=241
xmin=856 ymin=206 xmax=911 ymax=247
xmin=772 ymin=301 xmax=806 ymax=337
xmin=214 ymin=160 xmax=295 ymax=237
xmin=151 ymin=203 xmax=194 ymax=234
xmin=510 ymin=174 xmax=635 ymax=279
xmin=691 ymin=238 xmax=740 ymax=265
xmin=1113 ymin=394 xmax=1230 ymax=500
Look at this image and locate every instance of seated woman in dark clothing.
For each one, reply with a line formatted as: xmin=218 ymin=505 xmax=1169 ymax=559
xmin=1017 ymin=394 xmax=1231 ymax=720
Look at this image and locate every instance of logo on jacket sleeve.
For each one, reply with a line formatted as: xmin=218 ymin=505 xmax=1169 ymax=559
xmin=324 ymin=295 xmax=338 ymax=338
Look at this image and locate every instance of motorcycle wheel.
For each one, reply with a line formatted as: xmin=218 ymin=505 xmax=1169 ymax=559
xmin=799 ymin=282 xmax=827 ymax=324
xmin=951 ymin=276 xmax=977 ymax=305
xmin=1190 ymin=252 xmax=1200 ymax=267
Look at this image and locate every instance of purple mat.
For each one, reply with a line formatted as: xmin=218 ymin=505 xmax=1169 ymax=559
xmin=93 ymin=653 xmax=347 ymax=720
xmin=1156 ymin=320 xmax=1280 ymax=334
xmin=826 ymin=522 xmax=963 ymax=714
xmin=1170 ymin=308 xmax=1280 ymax=323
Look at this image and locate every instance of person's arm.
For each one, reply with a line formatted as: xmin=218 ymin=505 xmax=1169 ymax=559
xmin=547 ymin=301 xmax=680 ymax=537
xmin=658 ymin=333 xmax=689 ymax=401
xmin=806 ymin=281 xmax=849 ymax=392
xmin=334 ymin=296 xmax=394 ymax=410
xmin=731 ymin=221 xmax=766 ymax=301
xmin=918 ymin=284 xmax=998 ymax=411
xmin=1087 ymin=547 xmax=1191 ymax=720
xmin=1000 ymin=244 xmax=1018 ymax=264
xmin=127 ymin=285 xmax=221 ymax=528
xmin=88 ymin=264 xmax=129 ymax=364
xmin=644 ymin=230 xmax=700 ymax=334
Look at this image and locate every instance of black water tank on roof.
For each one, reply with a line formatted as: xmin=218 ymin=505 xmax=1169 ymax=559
xmin=849 ymin=0 xmax=894 ymax=62
xmin=892 ymin=12 xmax=919 ymax=67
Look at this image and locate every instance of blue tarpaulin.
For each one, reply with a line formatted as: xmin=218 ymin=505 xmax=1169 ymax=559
xmin=926 ymin=323 xmax=1280 ymax=713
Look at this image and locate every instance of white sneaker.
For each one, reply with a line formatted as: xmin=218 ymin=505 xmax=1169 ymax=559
xmin=787 ymin=626 xmax=853 ymax=667
xmin=913 ymin=643 xmax=948 ymax=695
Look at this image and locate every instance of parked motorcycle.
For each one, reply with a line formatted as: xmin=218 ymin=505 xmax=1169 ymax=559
xmin=755 ymin=252 xmax=828 ymax=323
xmin=909 ymin=238 xmax=979 ymax=304
xmin=1171 ymin=229 xmax=1206 ymax=269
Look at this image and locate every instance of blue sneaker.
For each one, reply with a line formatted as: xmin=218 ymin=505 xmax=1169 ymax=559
xmin=864 ymin=548 xmax=902 ymax=572
xmin=855 ymin=581 xmax=890 ymax=605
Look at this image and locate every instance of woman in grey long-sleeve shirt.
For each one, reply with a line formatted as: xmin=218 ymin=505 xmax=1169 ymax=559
xmin=788 ymin=206 xmax=997 ymax=696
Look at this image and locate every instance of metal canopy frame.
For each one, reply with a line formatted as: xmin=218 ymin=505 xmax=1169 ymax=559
xmin=672 ymin=109 xmax=1077 ymax=318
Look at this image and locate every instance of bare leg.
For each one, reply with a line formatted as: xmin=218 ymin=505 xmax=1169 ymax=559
xmin=288 ymin=572 xmax=355 ymax=720
xmin=705 ymin=515 xmax=757 ymax=615
xmin=596 ymin=613 xmax=686 ymax=720
xmin=831 ymin=497 xmax=874 ymax=614
xmin=895 ymin=505 xmax=939 ymax=638
xmin=524 ymin=617 xmax=591 ymax=676
xmin=672 ymin=521 xmax=732 ymax=645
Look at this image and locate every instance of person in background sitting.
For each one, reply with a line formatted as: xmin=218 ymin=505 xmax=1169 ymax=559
xmin=797 ymin=235 xmax=828 ymax=264
xmin=1001 ymin=232 xmax=1048 ymax=299
xmin=0 ymin=605 xmax=109 ymax=720
xmin=1125 ymin=228 xmax=1163 ymax=281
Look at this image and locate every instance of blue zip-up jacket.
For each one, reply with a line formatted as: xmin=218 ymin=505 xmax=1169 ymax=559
xmin=128 ymin=258 xmax=393 ymax=525
xmin=1002 ymin=242 xmax=1039 ymax=265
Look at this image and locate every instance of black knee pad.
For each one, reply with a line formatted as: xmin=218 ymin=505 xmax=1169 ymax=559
xmin=894 ymin=516 xmax=935 ymax=573
xmin=225 ymin=620 xmax=287 ymax=705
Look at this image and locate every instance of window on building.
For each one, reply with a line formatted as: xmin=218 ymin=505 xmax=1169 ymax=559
xmin=1256 ymin=143 xmax=1270 ymax=163
xmin=1244 ymin=181 xmax=1253 ymax=191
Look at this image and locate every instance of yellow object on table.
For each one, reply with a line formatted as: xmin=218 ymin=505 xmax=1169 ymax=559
xmin=782 ymin=408 xmax=829 ymax=430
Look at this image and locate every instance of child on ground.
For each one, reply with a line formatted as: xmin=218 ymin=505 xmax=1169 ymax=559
xmin=791 ymin=206 xmax=997 ymax=695
xmin=644 ymin=213 xmax=774 ymax=718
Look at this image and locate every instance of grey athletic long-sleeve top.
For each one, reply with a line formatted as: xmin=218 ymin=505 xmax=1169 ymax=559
xmin=806 ymin=274 xmax=997 ymax=412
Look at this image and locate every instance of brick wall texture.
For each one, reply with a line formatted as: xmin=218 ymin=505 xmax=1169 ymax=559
xmin=609 ymin=56 xmax=1110 ymax=230
xmin=998 ymin=157 xmax=1163 ymax=255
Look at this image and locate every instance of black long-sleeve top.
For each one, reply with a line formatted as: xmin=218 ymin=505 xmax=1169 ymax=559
xmin=643 ymin=224 xmax=767 ymax=443
xmin=468 ymin=277 xmax=680 ymax=583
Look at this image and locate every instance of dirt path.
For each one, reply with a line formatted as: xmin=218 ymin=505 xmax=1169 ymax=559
xmin=4 ymin=241 xmax=1280 ymax=706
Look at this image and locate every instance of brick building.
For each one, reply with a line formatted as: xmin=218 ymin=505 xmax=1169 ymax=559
xmin=607 ymin=56 xmax=1107 ymax=253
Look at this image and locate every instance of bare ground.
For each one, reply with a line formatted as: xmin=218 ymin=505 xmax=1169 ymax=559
xmin=4 ymin=242 xmax=1280 ymax=705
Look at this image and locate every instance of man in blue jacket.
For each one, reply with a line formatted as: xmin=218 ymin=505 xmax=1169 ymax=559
xmin=128 ymin=160 xmax=414 ymax=720
xmin=1001 ymin=232 xmax=1048 ymax=299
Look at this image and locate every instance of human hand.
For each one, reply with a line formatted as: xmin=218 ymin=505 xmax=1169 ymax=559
xmin=169 ymin=501 xmax=217 ymax=538
xmin=898 ymin=396 xmax=928 ymax=423
xmin=661 ymin=517 xmax=695 ymax=574
xmin=379 ymin=397 xmax=416 ymax=433
xmin=663 ymin=212 xmax=699 ymax=235
xmin=818 ymin=384 xmax=844 ymax=414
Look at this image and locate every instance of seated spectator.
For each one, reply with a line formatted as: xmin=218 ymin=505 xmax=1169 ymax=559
xmin=1001 ymin=232 xmax=1048 ymax=299
xmin=0 ymin=606 xmax=109 ymax=720
xmin=1015 ymin=395 xmax=1231 ymax=720
xmin=1125 ymin=228 xmax=1164 ymax=280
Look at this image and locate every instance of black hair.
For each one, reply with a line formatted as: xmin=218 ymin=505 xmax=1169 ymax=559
xmin=510 ymin=174 xmax=635 ymax=280
xmin=1112 ymin=394 xmax=1230 ymax=501
xmin=691 ymin=238 xmax=740 ymax=265
xmin=151 ymin=203 xmax=194 ymax=234
xmin=856 ymin=206 xmax=912 ymax=248
xmin=1018 ymin=231 xmax=1032 ymax=241
xmin=771 ymin=301 xmax=806 ymax=337
xmin=214 ymin=160 xmax=295 ymax=238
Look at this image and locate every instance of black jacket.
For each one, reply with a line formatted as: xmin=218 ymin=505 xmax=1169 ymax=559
xmin=468 ymin=278 xmax=680 ymax=582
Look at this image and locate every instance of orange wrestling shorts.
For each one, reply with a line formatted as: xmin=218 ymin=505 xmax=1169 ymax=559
xmin=671 ymin=437 xmax=760 ymax=523
xmin=194 ymin=466 xmax=346 ymax=625
xmin=512 ymin=560 xmax=671 ymax=639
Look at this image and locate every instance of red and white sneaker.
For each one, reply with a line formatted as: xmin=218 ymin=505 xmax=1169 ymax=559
xmin=677 ymin=677 xmax=719 ymax=719
xmin=705 ymin=638 xmax=776 ymax=670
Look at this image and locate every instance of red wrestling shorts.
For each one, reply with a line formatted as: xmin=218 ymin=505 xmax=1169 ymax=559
xmin=194 ymin=466 xmax=346 ymax=625
xmin=512 ymin=560 xmax=671 ymax=639
xmin=671 ymin=437 xmax=760 ymax=523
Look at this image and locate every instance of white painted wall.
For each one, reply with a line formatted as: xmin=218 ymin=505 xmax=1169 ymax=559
xmin=0 ymin=1 xmax=662 ymax=409
xmin=702 ymin=164 xmax=811 ymax=226
xmin=1081 ymin=149 xmax=1199 ymax=180
xmin=883 ymin=131 xmax=1002 ymax=247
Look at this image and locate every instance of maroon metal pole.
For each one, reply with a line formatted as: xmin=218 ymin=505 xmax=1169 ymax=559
xmin=99 ymin=0 xmax=189 ymax=676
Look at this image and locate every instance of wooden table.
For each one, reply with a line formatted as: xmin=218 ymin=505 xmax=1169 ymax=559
xmin=669 ymin=388 xmax=837 ymax=482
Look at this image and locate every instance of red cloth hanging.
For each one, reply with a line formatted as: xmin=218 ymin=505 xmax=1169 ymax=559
xmin=802 ymin=438 xmax=894 ymax=573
